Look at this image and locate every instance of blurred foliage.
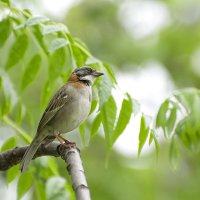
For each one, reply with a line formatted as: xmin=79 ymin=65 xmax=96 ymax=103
xmin=83 ymin=136 xmax=200 ymax=200
xmin=1 ymin=0 xmax=200 ymax=200
xmin=65 ymin=0 xmax=200 ymax=88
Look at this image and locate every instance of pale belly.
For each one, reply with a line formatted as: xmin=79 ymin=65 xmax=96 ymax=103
xmin=49 ymin=95 xmax=91 ymax=133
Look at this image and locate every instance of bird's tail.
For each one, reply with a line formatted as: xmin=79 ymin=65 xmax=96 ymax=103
xmin=20 ymin=133 xmax=45 ymax=173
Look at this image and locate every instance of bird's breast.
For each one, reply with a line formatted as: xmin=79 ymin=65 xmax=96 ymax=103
xmin=51 ymin=87 xmax=92 ymax=133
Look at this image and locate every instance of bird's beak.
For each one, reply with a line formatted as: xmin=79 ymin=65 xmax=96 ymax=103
xmin=92 ymin=71 xmax=104 ymax=77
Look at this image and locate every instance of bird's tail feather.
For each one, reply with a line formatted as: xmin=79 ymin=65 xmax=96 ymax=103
xmin=20 ymin=133 xmax=45 ymax=173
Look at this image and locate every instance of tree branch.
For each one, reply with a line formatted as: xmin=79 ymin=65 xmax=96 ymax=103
xmin=0 ymin=142 xmax=91 ymax=200
xmin=0 ymin=142 xmax=60 ymax=171
xmin=59 ymin=145 xmax=91 ymax=200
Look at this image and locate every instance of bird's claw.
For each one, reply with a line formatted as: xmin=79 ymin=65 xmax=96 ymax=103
xmin=63 ymin=139 xmax=76 ymax=148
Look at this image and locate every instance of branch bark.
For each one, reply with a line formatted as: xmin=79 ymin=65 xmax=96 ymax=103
xmin=0 ymin=142 xmax=91 ymax=200
xmin=59 ymin=145 xmax=91 ymax=200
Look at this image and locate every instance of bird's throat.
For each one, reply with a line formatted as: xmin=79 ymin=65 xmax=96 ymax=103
xmin=80 ymin=79 xmax=91 ymax=86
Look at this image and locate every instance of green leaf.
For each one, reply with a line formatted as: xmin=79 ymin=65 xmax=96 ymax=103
xmin=149 ymin=130 xmax=159 ymax=158
xmin=48 ymin=38 xmax=69 ymax=54
xmin=6 ymin=33 xmax=29 ymax=70
xmin=46 ymin=177 xmax=69 ymax=200
xmin=49 ymin=47 xmax=67 ymax=79
xmin=6 ymin=165 xmax=19 ymax=184
xmin=32 ymin=26 xmax=47 ymax=52
xmin=101 ymin=96 xmax=117 ymax=150
xmin=175 ymin=116 xmax=200 ymax=149
xmin=16 ymin=103 xmax=26 ymax=124
xmin=156 ymin=99 xmax=169 ymax=129
xmin=167 ymin=107 xmax=177 ymax=135
xmin=66 ymin=33 xmax=74 ymax=44
xmin=90 ymin=112 xmax=102 ymax=139
xmin=1 ymin=136 xmax=17 ymax=152
xmin=42 ymin=24 xmax=68 ymax=35
xmin=48 ymin=157 xmax=59 ymax=176
xmin=1 ymin=95 xmax=11 ymax=116
xmin=34 ymin=179 xmax=47 ymax=200
xmin=169 ymin=136 xmax=179 ymax=169
xmin=174 ymin=88 xmax=200 ymax=119
xmin=138 ymin=115 xmax=151 ymax=156
xmin=149 ymin=130 xmax=153 ymax=145
xmin=0 ymin=18 xmax=11 ymax=47
xmin=156 ymin=97 xmax=179 ymax=137
xmin=1 ymin=0 xmax=10 ymax=5
xmin=0 ymin=68 xmax=18 ymax=116
xmin=74 ymin=39 xmax=91 ymax=57
xmin=174 ymin=88 xmax=199 ymax=112
xmin=41 ymin=80 xmax=55 ymax=109
xmin=25 ymin=16 xmax=49 ymax=27
xmin=74 ymin=38 xmax=90 ymax=54
xmin=71 ymin=44 xmax=88 ymax=67
xmin=17 ymin=171 xmax=33 ymax=200
xmin=9 ymin=8 xmax=25 ymax=19
xmin=103 ymin=63 xmax=117 ymax=84
xmin=89 ymin=99 xmax=98 ymax=115
xmin=21 ymin=54 xmax=42 ymax=90
xmin=60 ymin=65 xmax=73 ymax=83
xmin=79 ymin=123 xmax=85 ymax=145
xmin=112 ymin=93 xmax=132 ymax=144
xmin=98 ymin=73 xmax=113 ymax=108
xmin=85 ymin=57 xmax=100 ymax=66
xmin=156 ymin=88 xmax=200 ymax=148
xmin=0 ymin=69 xmax=18 ymax=110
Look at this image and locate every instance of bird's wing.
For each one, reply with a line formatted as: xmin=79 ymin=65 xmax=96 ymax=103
xmin=37 ymin=85 xmax=69 ymax=132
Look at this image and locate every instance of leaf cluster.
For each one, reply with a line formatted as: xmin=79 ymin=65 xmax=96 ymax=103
xmin=0 ymin=3 xmax=135 ymax=198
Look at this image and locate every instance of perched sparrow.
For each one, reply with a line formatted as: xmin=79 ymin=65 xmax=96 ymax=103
xmin=20 ymin=66 xmax=103 ymax=172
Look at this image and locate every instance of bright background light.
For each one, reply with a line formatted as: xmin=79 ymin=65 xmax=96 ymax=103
xmin=119 ymin=0 xmax=171 ymax=39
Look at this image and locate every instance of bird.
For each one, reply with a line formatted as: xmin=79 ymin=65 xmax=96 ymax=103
xmin=20 ymin=66 xmax=104 ymax=172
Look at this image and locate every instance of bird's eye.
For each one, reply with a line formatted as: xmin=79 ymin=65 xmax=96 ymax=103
xmin=88 ymin=68 xmax=93 ymax=73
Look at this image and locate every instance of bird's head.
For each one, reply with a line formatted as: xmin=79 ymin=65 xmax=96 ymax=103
xmin=72 ymin=66 xmax=104 ymax=85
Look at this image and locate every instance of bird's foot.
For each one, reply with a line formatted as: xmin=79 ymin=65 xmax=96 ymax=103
xmin=54 ymin=131 xmax=66 ymax=144
xmin=63 ymin=139 xmax=77 ymax=149
xmin=63 ymin=140 xmax=80 ymax=152
xmin=54 ymin=131 xmax=79 ymax=151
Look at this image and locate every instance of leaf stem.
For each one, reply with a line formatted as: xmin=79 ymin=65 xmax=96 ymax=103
xmin=3 ymin=115 xmax=32 ymax=143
